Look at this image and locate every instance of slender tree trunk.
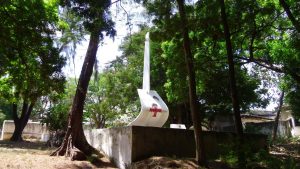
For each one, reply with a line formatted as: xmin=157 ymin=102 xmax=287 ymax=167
xmin=11 ymin=101 xmax=35 ymax=142
xmin=219 ymin=0 xmax=245 ymax=167
xmin=279 ymin=0 xmax=300 ymax=33
xmin=51 ymin=31 xmax=101 ymax=160
xmin=272 ymin=91 xmax=285 ymax=142
xmin=176 ymin=0 xmax=206 ymax=166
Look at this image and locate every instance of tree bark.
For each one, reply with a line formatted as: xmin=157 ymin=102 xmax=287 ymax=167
xmin=272 ymin=91 xmax=285 ymax=142
xmin=10 ymin=101 xmax=35 ymax=142
xmin=219 ymin=0 xmax=245 ymax=167
xmin=51 ymin=31 xmax=101 ymax=160
xmin=279 ymin=0 xmax=300 ymax=33
xmin=176 ymin=0 xmax=206 ymax=166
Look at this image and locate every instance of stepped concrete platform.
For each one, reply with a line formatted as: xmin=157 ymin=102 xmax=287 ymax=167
xmin=84 ymin=126 xmax=267 ymax=169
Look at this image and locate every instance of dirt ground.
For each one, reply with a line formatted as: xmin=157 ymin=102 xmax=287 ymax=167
xmin=0 ymin=141 xmax=117 ymax=169
xmin=0 ymin=140 xmax=300 ymax=169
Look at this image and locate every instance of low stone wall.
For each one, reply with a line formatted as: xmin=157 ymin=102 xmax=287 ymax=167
xmin=84 ymin=126 xmax=268 ymax=169
xmin=85 ymin=127 xmax=132 ymax=168
xmin=245 ymin=120 xmax=294 ymax=137
xmin=1 ymin=120 xmax=49 ymax=141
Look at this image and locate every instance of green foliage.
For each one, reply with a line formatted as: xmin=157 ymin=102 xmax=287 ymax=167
xmin=286 ymin=82 xmax=300 ymax=120
xmin=0 ymin=0 xmax=66 ymax=138
xmin=250 ymin=150 xmax=297 ymax=169
xmin=0 ymin=97 xmax=12 ymax=127
xmin=143 ymin=0 xmax=268 ymax=115
xmin=43 ymin=70 xmax=139 ymax=130
xmin=85 ymin=74 xmax=134 ymax=128
xmin=98 ymin=28 xmax=170 ymax=124
xmin=0 ymin=0 xmax=66 ymax=104
xmin=59 ymin=0 xmax=115 ymax=38
xmin=0 ymin=111 xmax=6 ymax=128
xmin=95 ymin=1 xmax=273 ymax=126
xmin=43 ymin=100 xmax=70 ymax=131
xmin=219 ymin=150 xmax=238 ymax=167
xmin=5 ymin=0 xmax=298 ymax=130
xmin=161 ymin=32 xmax=267 ymax=118
xmin=219 ymin=143 xmax=298 ymax=169
xmin=161 ymin=38 xmax=188 ymax=103
xmin=58 ymin=9 xmax=87 ymax=61
xmin=42 ymin=101 xmax=70 ymax=131
xmin=41 ymin=79 xmax=76 ymax=131
xmin=272 ymin=136 xmax=300 ymax=145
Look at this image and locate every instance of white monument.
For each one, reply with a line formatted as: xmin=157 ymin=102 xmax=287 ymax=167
xmin=128 ymin=32 xmax=169 ymax=127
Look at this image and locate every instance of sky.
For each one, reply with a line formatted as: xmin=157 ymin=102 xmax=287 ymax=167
xmin=63 ymin=2 xmax=147 ymax=77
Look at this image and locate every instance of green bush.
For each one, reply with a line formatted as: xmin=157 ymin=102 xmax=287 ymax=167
xmin=218 ymin=142 xmax=298 ymax=169
xmin=0 ymin=111 xmax=6 ymax=128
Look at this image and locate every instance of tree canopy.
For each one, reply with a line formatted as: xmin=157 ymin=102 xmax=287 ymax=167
xmin=0 ymin=0 xmax=300 ymax=166
xmin=0 ymin=0 xmax=65 ymax=141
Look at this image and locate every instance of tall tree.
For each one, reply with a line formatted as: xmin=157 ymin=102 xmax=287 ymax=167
xmin=51 ymin=0 xmax=115 ymax=160
xmin=219 ymin=0 xmax=244 ymax=167
xmin=176 ymin=0 xmax=206 ymax=165
xmin=0 ymin=0 xmax=65 ymax=141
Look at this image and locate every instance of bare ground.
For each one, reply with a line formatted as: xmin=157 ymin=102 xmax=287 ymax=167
xmin=0 ymin=140 xmax=300 ymax=169
xmin=0 ymin=141 xmax=117 ymax=169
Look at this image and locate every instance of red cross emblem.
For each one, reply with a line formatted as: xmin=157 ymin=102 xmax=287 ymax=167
xmin=149 ymin=103 xmax=162 ymax=117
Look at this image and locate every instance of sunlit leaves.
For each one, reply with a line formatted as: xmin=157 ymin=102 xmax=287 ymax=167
xmin=0 ymin=0 xmax=66 ymax=108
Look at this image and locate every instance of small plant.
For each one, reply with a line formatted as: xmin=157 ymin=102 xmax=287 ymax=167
xmin=217 ymin=141 xmax=300 ymax=169
xmin=219 ymin=150 xmax=238 ymax=168
xmin=218 ymin=143 xmax=239 ymax=168
xmin=282 ymin=157 xmax=297 ymax=169
xmin=87 ymin=154 xmax=99 ymax=163
xmin=273 ymin=136 xmax=291 ymax=145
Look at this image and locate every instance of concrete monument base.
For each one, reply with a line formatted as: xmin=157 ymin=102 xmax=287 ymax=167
xmin=84 ymin=126 xmax=267 ymax=169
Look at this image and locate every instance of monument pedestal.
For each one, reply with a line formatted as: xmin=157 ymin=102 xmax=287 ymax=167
xmin=84 ymin=126 xmax=268 ymax=169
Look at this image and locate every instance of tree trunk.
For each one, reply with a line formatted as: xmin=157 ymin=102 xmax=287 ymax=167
xmin=219 ymin=0 xmax=245 ymax=167
xmin=10 ymin=120 xmax=23 ymax=142
xmin=272 ymin=91 xmax=285 ymax=142
xmin=10 ymin=101 xmax=35 ymax=142
xmin=51 ymin=31 xmax=101 ymax=160
xmin=279 ymin=0 xmax=300 ymax=33
xmin=176 ymin=0 xmax=206 ymax=166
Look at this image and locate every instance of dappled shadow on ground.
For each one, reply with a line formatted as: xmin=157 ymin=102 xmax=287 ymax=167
xmin=57 ymin=162 xmax=116 ymax=169
xmin=270 ymin=142 xmax=300 ymax=164
xmin=0 ymin=140 xmax=51 ymax=150
xmin=131 ymin=156 xmax=199 ymax=169
xmin=1 ymin=140 xmax=300 ymax=168
xmin=0 ymin=140 xmax=117 ymax=169
xmin=56 ymin=163 xmax=94 ymax=169
xmin=91 ymin=158 xmax=117 ymax=168
xmin=131 ymin=156 xmax=236 ymax=169
xmin=271 ymin=143 xmax=300 ymax=156
xmin=0 ymin=140 xmax=50 ymax=150
xmin=53 ymin=157 xmax=117 ymax=169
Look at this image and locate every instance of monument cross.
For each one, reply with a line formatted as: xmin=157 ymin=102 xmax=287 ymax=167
xmin=149 ymin=104 xmax=162 ymax=117
xmin=128 ymin=32 xmax=169 ymax=127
